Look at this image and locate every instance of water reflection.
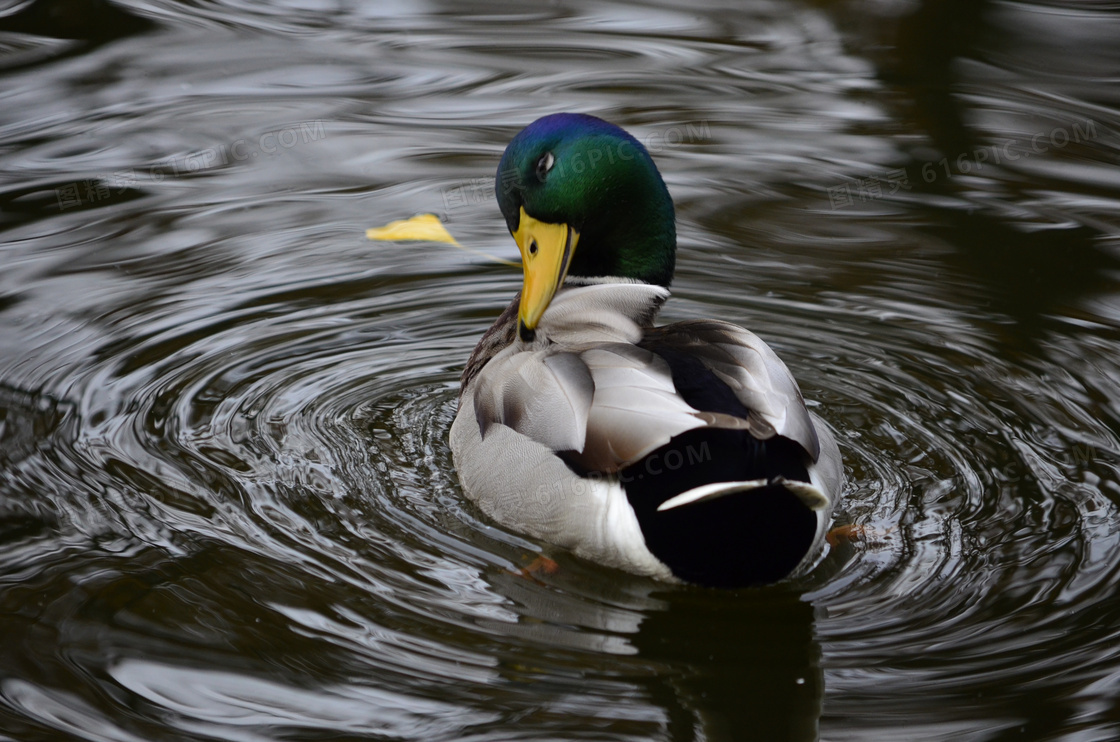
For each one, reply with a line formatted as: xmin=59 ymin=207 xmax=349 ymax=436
xmin=819 ymin=0 xmax=1120 ymax=336
xmin=0 ymin=0 xmax=154 ymax=44
xmin=633 ymin=588 xmax=821 ymax=742
xmin=474 ymin=565 xmax=821 ymax=741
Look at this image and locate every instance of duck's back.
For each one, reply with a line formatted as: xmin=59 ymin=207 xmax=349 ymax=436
xmin=451 ymin=282 xmax=841 ymax=585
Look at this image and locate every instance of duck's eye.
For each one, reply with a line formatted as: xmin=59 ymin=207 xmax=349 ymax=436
xmin=535 ymin=152 xmax=554 ymax=181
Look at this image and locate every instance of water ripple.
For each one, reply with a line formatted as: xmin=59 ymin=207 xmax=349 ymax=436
xmin=3 ymin=1 xmax=1120 ymax=740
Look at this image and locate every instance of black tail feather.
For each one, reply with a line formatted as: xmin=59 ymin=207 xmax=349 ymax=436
xmin=621 ymin=429 xmax=817 ymax=587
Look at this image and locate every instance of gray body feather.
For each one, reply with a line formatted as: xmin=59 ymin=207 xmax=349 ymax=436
xmin=450 ymin=281 xmax=842 ymax=580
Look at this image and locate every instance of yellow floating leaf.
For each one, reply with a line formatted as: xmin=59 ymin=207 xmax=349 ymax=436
xmin=366 ymin=214 xmax=460 ymax=245
xmin=365 ymin=213 xmax=520 ymax=268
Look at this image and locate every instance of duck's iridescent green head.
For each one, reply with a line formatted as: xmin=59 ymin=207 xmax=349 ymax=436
xmin=495 ymin=113 xmax=676 ymax=341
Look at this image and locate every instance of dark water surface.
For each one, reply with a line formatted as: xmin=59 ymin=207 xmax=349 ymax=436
xmin=3 ymin=1 xmax=1120 ymax=740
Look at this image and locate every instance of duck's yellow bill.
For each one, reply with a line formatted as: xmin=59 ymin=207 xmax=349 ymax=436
xmin=513 ymin=206 xmax=579 ymax=341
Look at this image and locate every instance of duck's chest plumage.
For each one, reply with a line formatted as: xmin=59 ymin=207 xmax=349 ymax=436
xmin=450 ymin=282 xmax=842 ymax=587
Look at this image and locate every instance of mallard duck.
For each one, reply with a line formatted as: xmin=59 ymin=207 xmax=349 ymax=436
xmin=450 ymin=113 xmax=842 ymax=588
